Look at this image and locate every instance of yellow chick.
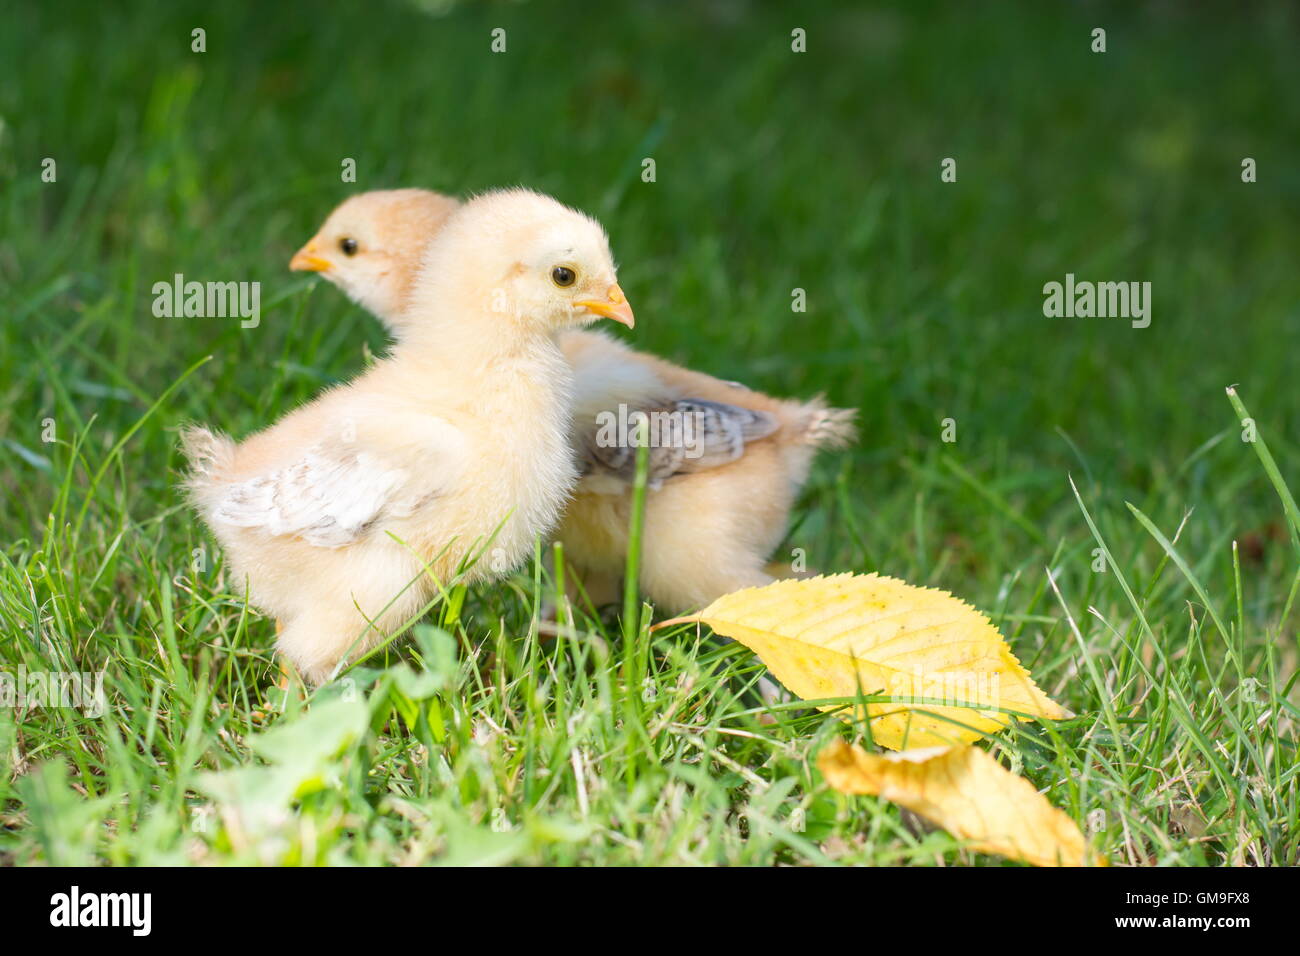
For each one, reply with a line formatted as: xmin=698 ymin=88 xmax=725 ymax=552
xmin=186 ymin=188 xmax=635 ymax=684
xmin=291 ymin=190 xmax=855 ymax=614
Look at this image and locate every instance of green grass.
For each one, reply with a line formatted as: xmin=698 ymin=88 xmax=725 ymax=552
xmin=1 ymin=0 xmax=1298 ymax=865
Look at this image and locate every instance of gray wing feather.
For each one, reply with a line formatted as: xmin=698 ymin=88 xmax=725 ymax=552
xmin=579 ymin=397 xmax=778 ymax=487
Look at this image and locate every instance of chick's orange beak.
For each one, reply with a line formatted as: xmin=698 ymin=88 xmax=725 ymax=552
xmin=575 ymin=283 xmax=635 ymax=329
xmin=289 ymin=242 xmax=332 ymax=273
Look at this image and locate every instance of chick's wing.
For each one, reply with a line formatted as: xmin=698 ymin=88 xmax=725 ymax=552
xmin=212 ymin=442 xmax=437 ymax=547
xmin=580 ymin=397 xmax=778 ymax=487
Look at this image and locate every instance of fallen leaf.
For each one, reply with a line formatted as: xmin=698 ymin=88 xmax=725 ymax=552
xmin=658 ymin=573 xmax=1068 ymax=749
xmin=819 ymin=739 xmax=1103 ymax=866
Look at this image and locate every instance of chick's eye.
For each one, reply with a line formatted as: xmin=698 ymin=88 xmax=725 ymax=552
xmin=551 ymin=266 xmax=576 ymax=287
xmin=340 ymin=238 xmax=359 ymax=256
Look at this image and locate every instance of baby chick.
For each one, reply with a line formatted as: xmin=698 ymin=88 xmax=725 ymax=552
xmin=290 ymin=188 xmax=461 ymax=334
xmin=560 ymin=333 xmax=855 ymax=610
xmin=186 ymin=189 xmax=634 ymax=684
xmin=292 ymin=190 xmax=855 ymax=614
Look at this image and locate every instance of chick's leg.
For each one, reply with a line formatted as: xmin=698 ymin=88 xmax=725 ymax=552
xmin=275 ymin=609 xmax=362 ymax=687
xmin=275 ymin=544 xmax=434 ymax=685
xmin=539 ymin=547 xmax=621 ymax=623
xmin=274 ymin=619 xmax=295 ymax=691
xmin=569 ymin=564 xmax=623 ymax=611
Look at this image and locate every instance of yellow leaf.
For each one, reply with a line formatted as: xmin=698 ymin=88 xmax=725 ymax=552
xmin=819 ymin=740 xmax=1104 ymax=866
xmin=660 ymin=573 xmax=1068 ymax=749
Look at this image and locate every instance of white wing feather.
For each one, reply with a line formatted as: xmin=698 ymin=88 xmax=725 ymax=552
xmin=212 ymin=447 xmax=425 ymax=548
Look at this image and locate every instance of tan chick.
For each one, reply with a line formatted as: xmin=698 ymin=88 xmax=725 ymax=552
xmin=291 ymin=189 xmax=855 ymax=614
xmin=186 ymin=188 xmax=635 ymax=684
xmin=289 ymin=187 xmax=461 ymax=336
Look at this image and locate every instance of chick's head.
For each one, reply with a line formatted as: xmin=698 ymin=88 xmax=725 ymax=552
xmin=415 ymin=188 xmax=634 ymax=336
xmin=290 ymin=188 xmax=460 ymax=324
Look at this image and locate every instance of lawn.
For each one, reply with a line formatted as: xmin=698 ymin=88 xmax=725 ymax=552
xmin=1 ymin=0 xmax=1297 ymax=865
